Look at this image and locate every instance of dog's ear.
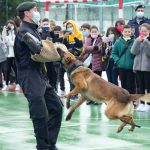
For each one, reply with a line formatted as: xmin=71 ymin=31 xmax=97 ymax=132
xmin=57 ymin=48 xmax=65 ymax=57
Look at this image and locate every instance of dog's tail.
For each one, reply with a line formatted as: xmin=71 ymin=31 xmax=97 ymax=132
xmin=130 ymin=93 xmax=150 ymax=102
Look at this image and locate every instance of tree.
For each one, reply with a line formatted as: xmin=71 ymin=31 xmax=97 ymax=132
xmin=0 ymin=0 xmax=33 ymax=29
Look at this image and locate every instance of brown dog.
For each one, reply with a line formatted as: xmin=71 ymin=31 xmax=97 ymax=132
xmin=57 ymin=48 xmax=150 ymax=133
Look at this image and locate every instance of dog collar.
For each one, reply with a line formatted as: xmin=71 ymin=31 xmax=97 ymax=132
xmin=67 ymin=60 xmax=83 ymax=75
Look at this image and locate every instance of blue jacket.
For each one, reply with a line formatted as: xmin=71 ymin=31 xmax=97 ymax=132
xmin=128 ymin=17 xmax=150 ymax=38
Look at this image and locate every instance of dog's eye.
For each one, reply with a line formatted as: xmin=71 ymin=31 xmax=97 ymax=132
xmin=65 ymin=57 xmax=71 ymax=64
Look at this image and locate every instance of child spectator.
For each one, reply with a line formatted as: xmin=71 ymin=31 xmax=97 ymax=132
xmin=131 ymin=23 xmax=150 ymax=112
xmin=102 ymin=27 xmax=119 ymax=85
xmin=112 ymin=25 xmax=135 ymax=94
xmin=63 ymin=20 xmax=83 ymax=98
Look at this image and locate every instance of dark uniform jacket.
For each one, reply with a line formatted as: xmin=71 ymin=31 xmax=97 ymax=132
xmin=128 ymin=17 xmax=150 ymax=38
xmin=14 ymin=21 xmax=47 ymax=96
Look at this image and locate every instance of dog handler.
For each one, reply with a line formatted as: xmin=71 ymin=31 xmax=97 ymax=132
xmin=14 ymin=2 xmax=63 ymax=150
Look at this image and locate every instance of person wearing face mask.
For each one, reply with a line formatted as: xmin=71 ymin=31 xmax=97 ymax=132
xmin=63 ymin=20 xmax=83 ymax=99
xmin=14 ymin=2 xmax=63 ymax=150
xmin=112 ymin=25 xmax=135 ymax=94
xmin=131 ymin=23 xmax=150 ymax=112
xmin=101 ymin=27 xmax=119 ymax=86
xmin=128 ymin=5 xmax=150 ymax=38
xmin=115 ymin=20 xmax=125 ymax=39
xmin=2 ymin=20 xmax=20 ymax=91
xmin=80 ymin=23 xmax=90 ymax=43
xmin=53 ymin=26 xmax=66 ymax=98
xmin=40 ymin=18 xmax=57 ymax=93
xmin=79 ymin=25 xmax=103 ymax=105
xmin=83 ymin=25 xmax=103 ymax=76
xmin=78 ymin=23 xmax=91 ymax=66
xmin=40 ymin=18 xmax=55 ymax=41
xmin=63 ymin=20 xmax=83 ymax=57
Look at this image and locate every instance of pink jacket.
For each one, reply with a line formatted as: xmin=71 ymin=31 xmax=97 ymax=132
xmin=80 ymin=35 xmax=103 ymax=72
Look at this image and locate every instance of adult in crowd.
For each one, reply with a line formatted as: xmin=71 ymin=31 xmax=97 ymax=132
xmin=0 ymin=35 xmax=7 ymax=88
xmin=131 ymin=23 xmax=150 ymax=112
xmin=128 ymin=4 xmax=150 ymax=38
xmin=15 ymin=2 xmax=63 ymax=150
xmin=2 ymin=20 xmax=20 ymax=91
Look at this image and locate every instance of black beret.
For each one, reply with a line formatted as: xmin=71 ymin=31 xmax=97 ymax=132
xmin=16 ymin=2 xmax=37 ymax=12
xmin=135 ymin=5 xmax=145 ymax=11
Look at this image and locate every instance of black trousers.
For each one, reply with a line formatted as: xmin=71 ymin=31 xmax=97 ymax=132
xmin=6 ymin=57 xmax=17 ymax=85
xmin=0 ymin=61 xmax=7 ymax=86
xmin=136 ymin=71 xmax=150 ymax=94
xmin=119 ymin=68 xmax=135 ymax=94
xmin=94 ymin=71 xmax=102 ymax=77
xmin=46 ymin=62 xmax=57 ymax=91
xmin=106 ymin=59 xmax=119 ymax=85
xmin=58 ymin=65 xmax=66 ymax=91
xmin=25 ymin=85 xmax=63 ymax=150
xmin=0 ymin=61 xmax=5 ymax=87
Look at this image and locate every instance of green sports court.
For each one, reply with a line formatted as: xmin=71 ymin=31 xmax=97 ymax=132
xmin=0 ymin=91 xmax=150 ymax=150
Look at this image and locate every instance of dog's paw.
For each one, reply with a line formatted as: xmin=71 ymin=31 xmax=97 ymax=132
xmin=128 ymin=128 xmax=134 ymax=132
xmin=117 ymin=127 xmax=123 ymax=133
xmin=66 ymin=114 xmax=72 ymax=121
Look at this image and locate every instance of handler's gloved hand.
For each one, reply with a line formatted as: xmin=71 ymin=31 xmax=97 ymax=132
xmin=22 ymin=32 xmax=42 ymax=55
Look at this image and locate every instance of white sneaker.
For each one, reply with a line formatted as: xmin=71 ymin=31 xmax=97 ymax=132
xmin=58 ymin=90 xmax=66 ymax=97
xmin=141 ymin=104 xmax=150 ymax=112
xmin=2 ymin=85 xmax=8 ymax=91
xmin=15 ymin=84 xmax=20 ymax=91
xmin=136 ymin=103 xmax=145 ymax=111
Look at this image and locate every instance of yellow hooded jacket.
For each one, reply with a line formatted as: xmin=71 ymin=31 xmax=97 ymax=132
xmin=66 ymin=20 xmax=83 ymax=43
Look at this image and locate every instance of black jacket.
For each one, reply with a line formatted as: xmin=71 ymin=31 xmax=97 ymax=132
xmin=14 ymin=21 xmax=47 ymax=96
xmin=128 ymin=17 xmax=150 ymax=38
xmin=40 ymin=30 xmax=55 ymax=41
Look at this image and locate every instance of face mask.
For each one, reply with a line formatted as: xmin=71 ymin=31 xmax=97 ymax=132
xmin=41 ymin=25 xmax=49 ymax=31
xmin=136 ymin=12 xmax=144 ymax=18
xmin=54 ymin=34 xmax=59 ymax=38
xmin=108 ymin=34 xmax=114 ymax=41
xmin=67 ymin=27 xmax=73 ymax=33
xmin=32 ymin=11 xmax=41 ymax=24
xmin=116 ymin=25 xmax=123 ymax=32
xmin=82 ymin=31 xmax=89 ymax=37
xmin=91 ymin=34 xmax=98 ymax=39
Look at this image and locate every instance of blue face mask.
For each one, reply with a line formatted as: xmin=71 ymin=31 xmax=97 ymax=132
xmin=42 ymin=25 xmax=49 ymax=31
xmin=67 ymin=27 xmax=73 ymax=33
xmin=32 ymin=11 xmax=41 ymax=24
xmin=82 ymin=31 xmax=89 ymax=37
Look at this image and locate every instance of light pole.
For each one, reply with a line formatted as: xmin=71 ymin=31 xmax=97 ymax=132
xmin=118 ymin=0 xmax=123 ymax=19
